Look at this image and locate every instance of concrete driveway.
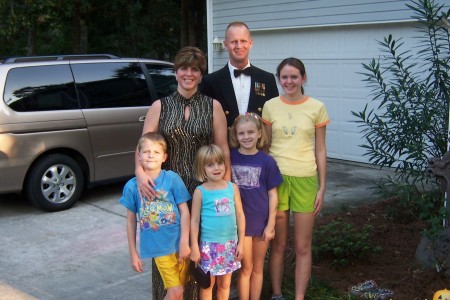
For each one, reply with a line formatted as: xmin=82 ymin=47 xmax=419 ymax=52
xmin=0 ymin=181 xmax=153 ymax=300
xmin=0 ymin=159 xmax=393 ymax=300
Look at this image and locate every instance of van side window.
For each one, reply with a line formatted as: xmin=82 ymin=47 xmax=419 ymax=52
xmin=71 ymin=62 xmax=151 ymax=108
xmin=145 ymin=64 xmax=177 ymax=99
xmin=4 ymin=65 xmax=78 ymax=112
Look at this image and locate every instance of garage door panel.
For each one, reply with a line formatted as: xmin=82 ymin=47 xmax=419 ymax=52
xmin=315 ymin=63 xmax=339 ymax=88
xmin=341 ymin=132 xmax=369 ymax=162
xmin=315 ymin=31 xmax=339 ymax=55
xmin=342 ymin=62 xmax=368 ymax=88
xmin=326 ymin=128 xmax=340 ymax=158
xmin=250 ymin=23 xmax=418 ymax=162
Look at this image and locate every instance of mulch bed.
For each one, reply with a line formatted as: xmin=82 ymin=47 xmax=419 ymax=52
xmin=311 ymin=197 xmax=449 ymax=299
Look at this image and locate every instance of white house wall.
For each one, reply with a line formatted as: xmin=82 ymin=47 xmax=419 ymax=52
xmin=212 ymin=0 xmax=415 ymax=31
xmin=208 ymin=0 xmax=450 ymax=163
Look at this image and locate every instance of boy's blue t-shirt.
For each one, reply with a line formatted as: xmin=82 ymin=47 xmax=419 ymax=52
xmin=119 ymin=170 xmax=191 ymax=258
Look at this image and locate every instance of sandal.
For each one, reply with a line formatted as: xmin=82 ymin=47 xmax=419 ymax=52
xmin=361 ymin=288 xmax=395 ymax=300
xmin=349 ymin=280 xmax=378 ymax=295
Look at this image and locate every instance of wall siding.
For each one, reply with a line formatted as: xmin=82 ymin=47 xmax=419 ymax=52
xmin=210 ymin=0 xmax=450 ymax=72
xmin=212 ymin=0 xmax=416 ymax=34
xmin=208 ymin=0 xmax=450 ymax=162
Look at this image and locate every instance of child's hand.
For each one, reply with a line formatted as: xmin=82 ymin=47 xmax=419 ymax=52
xmin=130 ymin=253 xmax=143 ymax=272
xmin=235 ymin=242 xmax=244 ymax=261
xmin=262 ymin=226 xmax=275 ymax=242
xmin=314 ymin=190 xmax=325 ymax=216
xmin=178 ymin=243 xmax=191 ymax=264
xmin=189 ymin=246 xmax=201 ymax=266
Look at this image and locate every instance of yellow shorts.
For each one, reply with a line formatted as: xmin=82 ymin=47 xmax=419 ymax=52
xmin=154 ymin=252 xmax=190 ymax=289
xmin=277 ymin=174 xmax=318 ymax=213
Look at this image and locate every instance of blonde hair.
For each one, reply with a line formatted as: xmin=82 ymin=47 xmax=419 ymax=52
xmin=229 ymin=113 xmax=269 ymax=149
xmin=194 ymin=144 xmax=226 ymax=182
xmin=138 ymin=132 xmax=167 ymax=153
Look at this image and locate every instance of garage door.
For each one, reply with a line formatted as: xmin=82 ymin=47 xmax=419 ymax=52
xmin=249 ymin=22 xmax=417 ymax=163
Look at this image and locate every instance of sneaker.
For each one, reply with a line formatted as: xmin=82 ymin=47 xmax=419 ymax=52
xmin=349 ymin=280 xmax=378 ymax=295
xmin=361 ymin=288 xmax=395 ymax=300
xmin=271 ymin=295 xmax=285 ymax=300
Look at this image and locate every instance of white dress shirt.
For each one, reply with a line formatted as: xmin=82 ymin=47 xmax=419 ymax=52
xmin=228 ymin=61 xmax=251 ymax=115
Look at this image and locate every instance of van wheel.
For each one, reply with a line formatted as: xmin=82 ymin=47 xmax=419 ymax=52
xmin=26 ymin=154 xmax=84 ymax=212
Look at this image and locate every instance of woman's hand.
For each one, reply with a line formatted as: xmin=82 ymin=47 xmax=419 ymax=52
xmin=136 ymin=100 xmax=161 ymax=199
xmin=135 ymin=167 xmax=156 ymax=199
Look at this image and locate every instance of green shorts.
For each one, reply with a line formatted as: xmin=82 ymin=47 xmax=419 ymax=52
xmin=154 ymin=252 xmax=190 ymax=289
xmin=277 ymin=174 xmax=318 ymax=213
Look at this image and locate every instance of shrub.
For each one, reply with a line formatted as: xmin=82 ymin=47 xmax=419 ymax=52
xmin=352 ymin=0 xmax=449 ymax=185
xmin=312 ymin=218 xmax=382 ymax=268
xmin=352 ymin=0 xmax=449 ymax=236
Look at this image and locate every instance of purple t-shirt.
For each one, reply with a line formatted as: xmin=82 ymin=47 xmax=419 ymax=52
xmin=231 ymin=149 xmax=283 ymax=236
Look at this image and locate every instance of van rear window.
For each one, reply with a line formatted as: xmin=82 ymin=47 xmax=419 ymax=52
xmin=4 ymin=65 xmax=78 ymax=112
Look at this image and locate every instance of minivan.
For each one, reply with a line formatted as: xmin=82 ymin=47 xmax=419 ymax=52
xmin=0 ymin=54 xmax=177 ymax=211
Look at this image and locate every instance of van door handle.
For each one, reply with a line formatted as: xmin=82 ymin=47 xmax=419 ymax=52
xmin=139 ymin=116 xmax=146 ymax=122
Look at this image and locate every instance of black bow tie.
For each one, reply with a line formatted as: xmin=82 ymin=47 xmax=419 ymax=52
xmin=234 ymin=67 xmax=252 ymax=78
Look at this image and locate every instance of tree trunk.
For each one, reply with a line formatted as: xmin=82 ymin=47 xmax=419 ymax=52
xmin=71 ymin=0 xmax=87 ymax=54
xmin=71 ymin=9 xmax=81 ymax=53
xmin=10 ymin=0 xmax=15 ymax=16
xmin=180 ymin=0 xmax=188 ymax=47
xmin=79 ymin=19 xmax=88 ymax=53
xmin=187 ymin=5 xmax=196 ymax=46
xmin=27 ymin=21 xmax=36 ymax=56
xmin=179 ymin=0 xmax=205 ymax=50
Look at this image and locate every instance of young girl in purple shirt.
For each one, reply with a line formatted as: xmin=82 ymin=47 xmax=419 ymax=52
xmin=229 ymin=113 xmax=283 ymax=300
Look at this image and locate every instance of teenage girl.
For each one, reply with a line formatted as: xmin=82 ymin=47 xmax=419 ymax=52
xmin=263 ymin=57 xmax=329 ymax=300
xmin=190 ymin=144 xmax=246 ymax=300
xmin=228 ymin=113 xmax=283 ymax=300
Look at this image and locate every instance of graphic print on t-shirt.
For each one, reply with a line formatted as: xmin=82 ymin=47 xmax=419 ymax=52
xmin=231 ymin=165 xmax=261 ymax=189
xmin=282 ymin=112 xmax=297 ymax=136
xmin=139 ymin=189 xmax=176 ymax=231
xmin=215 ymin=197 xmax=232 ymax=215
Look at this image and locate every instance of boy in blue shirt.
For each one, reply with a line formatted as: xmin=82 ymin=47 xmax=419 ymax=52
xmin=119 ymin=132 xmax=191 ymax=300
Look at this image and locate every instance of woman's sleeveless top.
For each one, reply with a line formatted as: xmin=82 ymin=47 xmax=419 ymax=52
xmin=159 ymin=91 xmax=213 ymax=194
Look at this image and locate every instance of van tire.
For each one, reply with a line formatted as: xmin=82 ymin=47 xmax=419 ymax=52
xmin=26 ymin=154 xmax=84 ymax=212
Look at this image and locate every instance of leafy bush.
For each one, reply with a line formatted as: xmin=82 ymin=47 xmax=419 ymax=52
xmin=378 ymin=179 xmax=446 ymax=238
xmin=312 ymin=218 xmax=382 ymax=268
xmin=352 ymin=0 xmax=449 ymax=186
xmin=352 ymin=0 xmax=449 ymax=236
